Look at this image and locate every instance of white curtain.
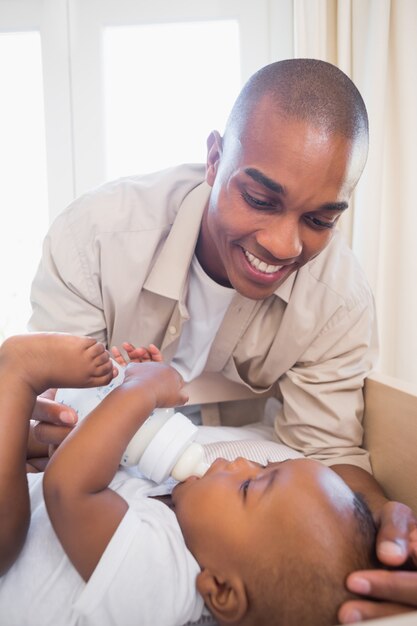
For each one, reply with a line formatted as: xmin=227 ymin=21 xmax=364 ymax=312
xmin=292 ymin=0 xmax=417 ymax=385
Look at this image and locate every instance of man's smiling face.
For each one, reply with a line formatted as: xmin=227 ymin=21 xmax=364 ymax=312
xmin=197 ymin=98 xmax=365 ymax=300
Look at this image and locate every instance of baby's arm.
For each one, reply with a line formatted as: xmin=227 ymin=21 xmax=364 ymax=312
xmin=43 ymin=361 xmax=187 ymax=581
xmin=0 ymin=333 xmax=113 ymax=575
xmin=110 ymin=342 xmax=163 ymax=366
xmin=0 ymin=342 xmax=34 ymax=574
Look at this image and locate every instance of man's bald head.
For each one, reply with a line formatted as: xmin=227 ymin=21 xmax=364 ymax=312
xmin=225 ymin=58 xmax=368 ymax=147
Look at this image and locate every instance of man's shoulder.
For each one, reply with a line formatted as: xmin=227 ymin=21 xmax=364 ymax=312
xmin=54 ymin=163 xmax=206 ymax=235
xmin=303 ymin=231 xmax=373 ymax=310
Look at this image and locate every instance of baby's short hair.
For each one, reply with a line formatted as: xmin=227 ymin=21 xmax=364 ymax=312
xmin=244 ymin=492 xmax=377 ymax=626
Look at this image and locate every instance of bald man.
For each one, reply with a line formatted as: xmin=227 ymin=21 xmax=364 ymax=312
xmin=29 ymin=59 xmax=416 ymax=620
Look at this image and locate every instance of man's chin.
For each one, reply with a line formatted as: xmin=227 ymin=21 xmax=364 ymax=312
xmin=233 ymin=266 xmax=298 ymax=300
xmin=232 ymin=281 xmax=282 ymax=301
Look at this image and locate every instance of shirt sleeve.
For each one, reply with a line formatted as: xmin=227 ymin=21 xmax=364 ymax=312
xmin=275 ymin=293 xmax=378 ymax=472
xmin=28 ymin=206 xmax=108 ymax=343
xmin=73 ymin=502 xmax=203 ymax=626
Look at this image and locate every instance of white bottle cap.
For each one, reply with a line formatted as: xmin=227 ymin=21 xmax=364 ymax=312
xmin=136 ymin=412 xmax=200 ymax=483
xmin=121 ymin=408 xmax=175 ymax=466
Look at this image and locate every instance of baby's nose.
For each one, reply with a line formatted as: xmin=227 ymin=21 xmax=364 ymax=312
xmin=227 ymin=457 xmax=255 ymax=471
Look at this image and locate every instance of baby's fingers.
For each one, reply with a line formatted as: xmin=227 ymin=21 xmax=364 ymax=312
xmin=110 ymin=345 xmax=128 ymax=366
xmin=147 ymin=344 xmax=163 ymax=362
xmin=124 ymin=343 xmax=151 ymax=363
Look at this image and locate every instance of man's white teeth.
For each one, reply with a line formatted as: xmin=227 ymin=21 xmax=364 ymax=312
xmin=244 ymin=250 xmax=282 ymax=274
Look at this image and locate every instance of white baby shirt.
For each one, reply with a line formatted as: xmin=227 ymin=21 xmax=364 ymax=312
xmin=0 ymin=470 xmax=203 ymax=626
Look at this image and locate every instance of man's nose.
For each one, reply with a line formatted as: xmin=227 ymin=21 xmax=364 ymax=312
xmin=257 ymin=214 xmax=302 ymax=261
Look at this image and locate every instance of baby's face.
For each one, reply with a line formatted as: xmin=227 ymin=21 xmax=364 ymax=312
xmin=172 ymin=457 xmax=357 ymax=571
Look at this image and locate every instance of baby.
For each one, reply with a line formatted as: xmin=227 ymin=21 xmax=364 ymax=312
xmin=0 ymin=333 xmax=377 ymax=626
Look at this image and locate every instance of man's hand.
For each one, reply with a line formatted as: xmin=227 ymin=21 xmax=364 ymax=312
xmin=28 ymin=390 xmax=78 ymax=464
xmin=374 ymin=501 xmax=417 ymax=566
xmin=339 ymin=571 xmax=417 ymax=622
xmin=339 ymin=503 xmax=417 ymax=623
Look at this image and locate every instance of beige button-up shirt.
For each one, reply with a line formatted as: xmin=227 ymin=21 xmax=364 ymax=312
xmin=30 ymin=164 xmax=378 ymax=471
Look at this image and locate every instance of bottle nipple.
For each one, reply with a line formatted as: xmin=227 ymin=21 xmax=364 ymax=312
xmin=171 ymin=442 xmax=210 ymax=482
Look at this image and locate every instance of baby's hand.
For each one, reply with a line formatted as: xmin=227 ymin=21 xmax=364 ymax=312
xmin=123 ymin=361 xmax=188 ymax=409
xmin=110 ymin=342 xmax=163 ymax=366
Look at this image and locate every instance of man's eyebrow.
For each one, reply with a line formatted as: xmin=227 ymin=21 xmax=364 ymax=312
xmin=320 ymin=201 xmax=349 ymax=212
xmin=244 ymin=168 xmax=284 ymax=194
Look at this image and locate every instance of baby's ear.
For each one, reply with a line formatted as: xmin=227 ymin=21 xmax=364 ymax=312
xmin=196 ymin=568 xmax=248 ymax=624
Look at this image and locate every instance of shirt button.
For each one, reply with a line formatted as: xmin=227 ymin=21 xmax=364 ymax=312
xmin=168 ymin=325 xmax=177 ymax=335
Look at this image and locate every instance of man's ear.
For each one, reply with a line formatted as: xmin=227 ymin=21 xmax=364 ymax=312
xmin=196 ymin=568 xmax=248 ymax=624
xmin=206 ymin=130 xmax=223 ymax=187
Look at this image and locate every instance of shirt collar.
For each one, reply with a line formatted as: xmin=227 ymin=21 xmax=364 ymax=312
xmin=144 ymin=178 xmax=297 ymax=304
xmin=144 ymin=181 xmax=210 ymax=299
xmin=273 ymin=271 xmax=297 ymax=303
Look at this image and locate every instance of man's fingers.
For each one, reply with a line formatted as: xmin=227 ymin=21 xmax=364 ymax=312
xmin=39 ymin=388 xmax=56 ymax=401
xmin=32 ymin=396 xmax=77 ymax=426
xmin=346 ymin=570 xmax=417 ymax=605
xmin=376 ymin=502 xmax=415 ymax=565
xmin=339 ymin=599 xmax=414 ymax=623
xmin=26 ymin=457 xmax=49 ymax=472
xmin=409 ymin=528 xmax=417 ymax=565
xmin=33 ymin=422 xmax=74 ymax=446
xmin=343 ymin=524 xmax=417 ymax=624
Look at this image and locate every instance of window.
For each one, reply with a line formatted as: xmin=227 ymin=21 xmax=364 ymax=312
xmin=0 ymin=31 xmax=48 ymax=339
xmin=0 ymin=0 xmax=292 ymax=337
xmin=103 ymin=20 xmax=240 ymax=179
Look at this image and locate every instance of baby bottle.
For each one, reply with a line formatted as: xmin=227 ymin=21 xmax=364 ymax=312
xmin=120 ymin=408 xmax=209 ymax=482
xmin=55 ymin=359 xmax=209 ymax=483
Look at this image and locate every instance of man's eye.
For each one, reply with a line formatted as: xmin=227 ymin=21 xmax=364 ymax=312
xmin=240 ymin=479 xmax=251 ymax=499
xmin=305 ymin=215 xmax=335 ymax=230
xmin=241 ymin=191 xmax=275 ymax=210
